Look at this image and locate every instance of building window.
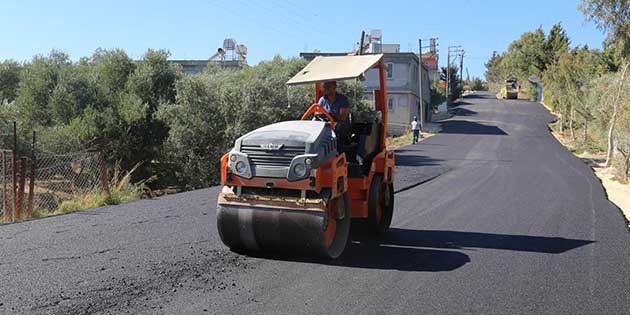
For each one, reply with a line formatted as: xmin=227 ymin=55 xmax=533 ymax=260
xmin=388 ymin=97 xmax=394 ymax=112
xmin=386 ymin=63 xmax=393 ymax=79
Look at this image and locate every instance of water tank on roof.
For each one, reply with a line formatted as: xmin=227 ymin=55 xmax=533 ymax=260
xmin=223 ymin=38 xmax=236 ymax=50
xmin=369 ymin=29 xmax=382 ymax=40
xmin=237 ymin=44 xmax=248 ymax=56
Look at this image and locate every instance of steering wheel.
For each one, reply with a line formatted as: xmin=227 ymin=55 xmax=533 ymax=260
xmin=314 ymin=113 xmax=332 ymax=122
xmin=301 ymin=103 xmax=335 ymax=129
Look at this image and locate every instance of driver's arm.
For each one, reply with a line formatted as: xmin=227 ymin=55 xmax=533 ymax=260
xmin=338 ymin=107 xmax=350 ymax=121
xmin=336 ymin=94 xmax=351 ymax=121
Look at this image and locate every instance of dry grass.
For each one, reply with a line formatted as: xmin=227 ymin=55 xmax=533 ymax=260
xmin=0 ymin=161 xmax=151 ymax=224
xmin=53 ymin=161 xmax=150 ymax=215
xmin=386 ymin=130 xmax=435 ymax=150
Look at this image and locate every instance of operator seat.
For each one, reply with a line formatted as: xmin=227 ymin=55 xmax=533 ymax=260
xmin=347 ymin=113 xmax=382 ymax=178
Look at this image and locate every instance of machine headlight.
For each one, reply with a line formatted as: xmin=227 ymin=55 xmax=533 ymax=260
xmin=235 ymin=161 xmax=247 ymax=174
xmin=293 ymin=163 xmax=307 ymax=177
xmin=230 ymin=154 xmax=237 ymax=162
xmin=305 ymin=158 xmax=313 ymax=165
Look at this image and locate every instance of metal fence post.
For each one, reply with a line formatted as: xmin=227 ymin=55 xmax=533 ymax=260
xmin=1 ymin=151 xmax=5 ymax=222
xmin=17 ymin=157 xmax=26 ymax=219
xmin=27 ymin=131 xmax=35 ymax=216
xmin=12 ymin=122 xmax=17 ymax=222
xmin=99 ymin=146 xmax=110 ymax=196
xmin=27 ymin=158 xmax=35 ymax=216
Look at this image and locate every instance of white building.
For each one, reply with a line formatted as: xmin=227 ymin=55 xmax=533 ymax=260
xmin=300 ymin=52 xmax=430 ymax=136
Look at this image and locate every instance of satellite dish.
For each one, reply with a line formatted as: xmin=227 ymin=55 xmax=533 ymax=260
xmin=528 ymin=76 xmax=540 ymax=84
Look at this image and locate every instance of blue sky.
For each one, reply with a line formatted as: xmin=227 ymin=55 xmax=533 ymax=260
xmin=0 ymin=0 xmax=606 ymax=78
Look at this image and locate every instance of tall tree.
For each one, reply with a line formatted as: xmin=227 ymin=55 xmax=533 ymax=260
xmin=605 ymin=62 xmax=629 ymax=167
xmin=579 ymin=0 xmax=630 ymax=58
xmin=91 ymin=48 xmax=136 ymax=97
xmin=485 ymin=51 xmax=504 ymax=84
xmin=15 ymin=50 xmax=70 ymax=126
xmin=545 ymin=23 xmax=571 ymax=64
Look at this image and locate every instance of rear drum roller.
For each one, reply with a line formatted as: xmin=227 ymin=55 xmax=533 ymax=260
xmin=320 ymin=192 xmax=351 ymax=258
xmin=367 ymin=174 xmax=394 ymax=234
xmin=216 ymin=192 xmax=351 ymax=259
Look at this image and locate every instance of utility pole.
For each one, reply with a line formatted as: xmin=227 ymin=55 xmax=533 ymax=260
xmin=460 ymin=50 xmax=465 ymax=92
xmin=418 ymin=37 xmax=438 ymax=128
xmin=447 ymin=45 xmax=464 ymax=104
xmin=418 ymin=38 xmax=424 ymax=129
xmin=446 ymin=49 xmax=451 ymax=103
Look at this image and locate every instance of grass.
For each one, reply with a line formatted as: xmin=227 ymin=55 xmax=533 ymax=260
xmin=0 ymin=161 xmax=150 ymax=224
xmin=387 ymin=132 xmax=413 ymax=150
xmin=386 ymin=130 xmax=435 ymax=150
xmin=53 ymin=161 xmax=149 ymax=215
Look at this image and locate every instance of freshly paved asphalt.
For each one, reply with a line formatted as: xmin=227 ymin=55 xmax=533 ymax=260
xmin=1 ymin=92 xmax=629 ymax=314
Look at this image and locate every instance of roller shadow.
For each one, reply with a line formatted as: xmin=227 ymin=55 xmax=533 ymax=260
xmin=240 ymin=228 xmax=594 ymax=272
xmin=369 ymin=228 xmax=595 ymax=254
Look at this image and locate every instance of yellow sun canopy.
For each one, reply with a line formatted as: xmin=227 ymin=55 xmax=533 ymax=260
xmin=286 ymin=54 xmax=383 ymax=86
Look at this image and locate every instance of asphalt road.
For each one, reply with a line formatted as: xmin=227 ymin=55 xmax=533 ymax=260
xmin=1 ymin=92 xmax=629 ymax=314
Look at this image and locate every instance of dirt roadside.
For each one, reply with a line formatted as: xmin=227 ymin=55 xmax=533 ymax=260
xmin=564 ymin=144 xmax=630 ymax=226
xmin=541 ymin=101 xmax=630 ymax=226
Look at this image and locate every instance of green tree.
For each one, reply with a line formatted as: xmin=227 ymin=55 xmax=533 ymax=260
xmin=485 ymin=51 xmax=505 ymax=88
xmin=91 ymin=48 xmax=136 ymax=95
xmin=503 ymin=28 xmax=548 ymax=79
xmin=49 ymin=60 xmax=98 ymax=124
xmin=15 ymin=50 xmax=70 ymax=126
xmin=127 ymin=49 xmax=179 ymax=111
xmin=545 ymin=22 xmax=571 ymax=64
xmin=442 ymin=66 xmax=461 ymax=101
xmin=469 ymin=77 xmax=487 ymax=91
xmin=579 ymin=0 xmax=630 ymax=58
xmin=0 ymin=60 xmax=21 ymax=102
xmin=157 ymin=56 xmax=314 ymax=188
xmin=120 ymin=49 xmax=181 ymax=180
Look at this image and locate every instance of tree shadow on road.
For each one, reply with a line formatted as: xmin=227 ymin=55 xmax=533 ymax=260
xmin=451 ymin=101 xmax=474 ymax=107
xmin=449 ymin=107 xmax=477 ymax=116
xmin=395 ymin=154 xmax=444 ymax=167
xmin=440 ymin=120 xmax=508 ymax=136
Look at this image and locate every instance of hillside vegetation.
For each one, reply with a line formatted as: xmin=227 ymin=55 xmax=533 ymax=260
xmin=485 ymin=0 xmax=630 ymax=182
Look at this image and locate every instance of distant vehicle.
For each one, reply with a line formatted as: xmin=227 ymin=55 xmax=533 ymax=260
xmin=504 ymin=78 xmax=518 ymax=99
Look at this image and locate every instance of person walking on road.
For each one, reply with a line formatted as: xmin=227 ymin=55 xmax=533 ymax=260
xmin=411 ymin=116 xmax=422 ymax=144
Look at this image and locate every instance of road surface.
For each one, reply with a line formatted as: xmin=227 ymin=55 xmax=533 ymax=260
xmin=1 ymin=92 xmax=628 ymax=314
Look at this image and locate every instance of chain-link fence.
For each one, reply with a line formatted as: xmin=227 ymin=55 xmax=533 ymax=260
xmin=1 ymin=150 xmax=106 ymax=222
xmin=0 ymin=121 xmax=109 ymax=222
xmin=33 ymin=151 xmax=106 ymax=211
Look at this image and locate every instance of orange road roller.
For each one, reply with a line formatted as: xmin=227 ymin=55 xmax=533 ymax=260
xmin=217 ymin=54 xmax=395 ymax=258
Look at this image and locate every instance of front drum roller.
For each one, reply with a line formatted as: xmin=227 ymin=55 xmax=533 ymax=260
xmin=367 ymin=174 xmax=394 ymax=234
xmin=216 ymin=193 xmax=351 ymax=259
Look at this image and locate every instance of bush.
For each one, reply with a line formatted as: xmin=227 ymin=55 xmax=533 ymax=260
xmin=157 ymin=56 xmax=314 ymax=189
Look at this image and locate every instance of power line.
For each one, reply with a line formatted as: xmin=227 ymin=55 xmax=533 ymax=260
xmin=208 ymin=0 xmax=306 ymax=43
xmin=233 ymin=0 xmax=319 ymax=40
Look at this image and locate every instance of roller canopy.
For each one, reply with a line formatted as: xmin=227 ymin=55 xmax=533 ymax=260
xmin=286 ymin=54 xmax=383 ymax=86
